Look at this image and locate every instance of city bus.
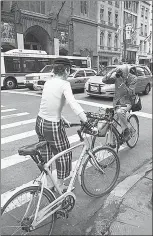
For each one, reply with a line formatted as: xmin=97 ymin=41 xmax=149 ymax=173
xmin=1 ymin=49 xmax=91 ymax=89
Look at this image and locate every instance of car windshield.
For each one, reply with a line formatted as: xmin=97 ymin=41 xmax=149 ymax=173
xmin=40 ymin=65 xmax=53 ymax=73
xmin=69 ymin=68 xmax=77 ymax=76
xmin=99 ymin=66 xmax=116 ymax=76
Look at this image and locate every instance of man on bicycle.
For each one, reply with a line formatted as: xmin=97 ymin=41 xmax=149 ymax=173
xmin=35 ymin=58 xmax=97 ymax=192
xmin=112 ymin=64 xmax=137 ymax=144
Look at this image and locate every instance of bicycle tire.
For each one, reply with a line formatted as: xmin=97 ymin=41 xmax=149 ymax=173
xmin=91 ymin=127 xmax=120 ymax=153
xmin=81 ymin=146 xmax=120 ymax=197
xmin=1 ymin=186 xmax=56 ymax=235
xmin=126 ymin=114 xmax=139 ymax=148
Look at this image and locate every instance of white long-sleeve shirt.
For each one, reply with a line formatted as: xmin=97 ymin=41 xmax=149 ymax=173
xmin=38 ymin=77 xmax=87 ymax=122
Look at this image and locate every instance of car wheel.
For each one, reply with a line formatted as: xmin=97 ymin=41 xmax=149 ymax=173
xmin=27 ymin=85 xmax=34 ymax=90
xmin=143 ymin=84 xmax=150 ymax=95
xmin=4 ymin=77 xmax=17 ymax=89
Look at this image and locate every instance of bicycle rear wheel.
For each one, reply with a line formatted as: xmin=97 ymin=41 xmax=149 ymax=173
xmin=1 ymin=186 xmax=56 ymax=235
xmin=126 ymin=114 xmax=139 ymax=148
xmin=81 ymin=146 xmax=120 ymax=197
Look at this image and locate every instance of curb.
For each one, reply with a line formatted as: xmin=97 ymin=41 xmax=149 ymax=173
xmin=85 ymin=160 xmax=152 ymax=235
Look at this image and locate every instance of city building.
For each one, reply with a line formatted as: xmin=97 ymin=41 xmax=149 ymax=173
xmin=1 ymin=1 xmax=98 ymax=69
xmin=120 ymin=0 xmax=152 ymax=65
xmin=97 ymin=0 xmax=122 ymax=67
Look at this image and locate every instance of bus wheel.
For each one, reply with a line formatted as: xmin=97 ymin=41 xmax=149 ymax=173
xmin=5 ymin=78 xmax=17 ymax=89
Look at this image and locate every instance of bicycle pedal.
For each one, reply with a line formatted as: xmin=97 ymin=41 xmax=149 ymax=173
xmin=55 ymin=209 xmax=69 ymax=219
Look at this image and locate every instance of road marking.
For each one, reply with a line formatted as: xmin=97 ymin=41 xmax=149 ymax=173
xmin=1 ymin=130 xmax=36 ymax=144
xmin=1 ymin=144 xmax=127 ymax=207
xmin=1 ymin=118 xmax=36 ymax=130
xmin=1 ymin=90 xmax=41 ymax=97
xmin=1 ymin=105 xmax=5 ymax=107
xmin=1 ymin=108 xmax=17 ymax=113
xmin=77 ymin=99 xmax=152 ymax=119
xmin=1 ymin=133 xmax=89 ymax=169
xmin=1 ymin=112 xmax=29 ymax=119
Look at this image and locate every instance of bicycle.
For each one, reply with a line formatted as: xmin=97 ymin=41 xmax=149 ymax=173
xmin=91 ymin=105 xmax=139 ymax=153
xmin=1 ymin=118 xmax=120 ymax=235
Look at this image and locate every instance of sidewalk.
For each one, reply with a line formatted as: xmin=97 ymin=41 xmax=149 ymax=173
xmin=109 ymin=169 xmax=152 ymax=235
xmin=85 ymin=160 xmax=152 ymax=235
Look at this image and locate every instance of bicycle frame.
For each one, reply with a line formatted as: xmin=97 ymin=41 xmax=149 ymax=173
xmin=29 ymin=140 xmax=92 ymax=229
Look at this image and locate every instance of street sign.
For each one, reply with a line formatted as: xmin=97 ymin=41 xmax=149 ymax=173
xmin=126 ymin=23 xmax=132 ymax=40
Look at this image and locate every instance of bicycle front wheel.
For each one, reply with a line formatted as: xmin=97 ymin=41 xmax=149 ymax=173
xmin=126 ymin=114 xmax=139 ymax=148
xmin=81 ymin=146 xmax=120 ymax=197
xmin=91 ymin=128 xmax=119 ymax=153
xmin=1 ymin=186 xmax=56 ymax=235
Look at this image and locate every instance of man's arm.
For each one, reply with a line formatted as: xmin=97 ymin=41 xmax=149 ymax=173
xmin=120 ymin=75 xmax=137 ymax=95
xmin=63 ymin=82 xmax=87 ymax=123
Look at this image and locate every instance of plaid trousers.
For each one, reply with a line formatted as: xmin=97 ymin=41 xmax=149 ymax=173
xmin=35 ymin=116 xmax=72 ymax=179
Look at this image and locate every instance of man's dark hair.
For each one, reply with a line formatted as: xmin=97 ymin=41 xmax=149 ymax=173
xmin=130 ymin=67 xmax=136 ymax=75
xmin=53 ymin=58 xmax=71 ymax=75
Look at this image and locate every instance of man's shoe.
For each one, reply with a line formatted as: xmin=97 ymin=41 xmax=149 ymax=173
xmin=123 ymin=128 xmax=130 ymax=141
xmin=109 ymin=144 xmax=116 ymax=149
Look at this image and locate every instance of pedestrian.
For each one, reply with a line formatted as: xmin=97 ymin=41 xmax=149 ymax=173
xmin=110 ymin=64 xmax=137 ymax=147
xmin=35 ymin=57 xmax=97 ymax=192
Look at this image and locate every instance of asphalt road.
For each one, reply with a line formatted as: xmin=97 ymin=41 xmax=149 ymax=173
xmin=1 ymin=88 xmax=152 ymax=235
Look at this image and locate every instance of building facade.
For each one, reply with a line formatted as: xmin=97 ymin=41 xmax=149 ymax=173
xmin=97 ymin=0 xmax=122 ymax=67
xmin=120 ymin=0 xmax=152 ymax=65
xmin=1 ymin=1 xmax=98 ymax=68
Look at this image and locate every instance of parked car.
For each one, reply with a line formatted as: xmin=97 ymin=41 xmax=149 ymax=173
xmin=24 ymin=65 xmax=54 ymax=90
xmin=35 ymin=68 xmax=97 ymax=90
xmin=85 ymin=64 xmax=152 ymax=98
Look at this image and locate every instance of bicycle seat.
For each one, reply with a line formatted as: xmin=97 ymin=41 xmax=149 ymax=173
xmin=18 ymin=141 xmax=47 ymax=156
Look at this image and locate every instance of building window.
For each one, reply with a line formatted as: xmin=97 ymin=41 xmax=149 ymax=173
xmin=115 ymin=0 xmax=119 ymax=8
xmin=144 ymin=41 xmax=147 ymax=52
xmin=80 ymin=1 xmax=88 ymax=15
xmin=108 ymin=1 xmax=112 ymax=5
xmin=124 ymin=1 xmax=138 ymax=13
xmin=1 ymin=1 xmax=4 ymax=10
xmin=29 ymin=1 xmax=45 ymax=14
xmin=145 ymin=25 xmax=147 ymax=36
xmin=140 ymin=40 xmax=143 ymax=51
xmin=141 ymin=7 xmax=144 ymax=17
xmin=141 ymin=23 xmax=143 ymax=35
xmin=108 ymin=11 xmax=112 ymax=23
xmin=107 ymin=33 xmax=112 ymax=48
xmin=115 ymin=13 xmax=118 ymax=25
xmin=100 ymin=8 xmax=104 ymax=21
xmin=100 ymin=31 xmax=104 ymax=46
xmin=145 ymin=9 xmax=148 ymax=19
xmin=114 ymin=34 xmax=118 ymax=48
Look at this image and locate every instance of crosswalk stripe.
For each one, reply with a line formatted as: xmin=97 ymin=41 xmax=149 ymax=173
xmin=77 ymin=99 xmax=152 ymax=119
xmin=1 ymin=130 xmax=35 ymax=144
xmin=1 ymin=133 xmax=87 ymax=169
xmin=1 ymin=108 xmax=17 ymax=113
xmin=1 ymin=118 xmax=36 ymax=130
xmin=1 ymin=112 xmax=29 ymax=119
xmin=2 ymin=90 xmax=41 ymax=97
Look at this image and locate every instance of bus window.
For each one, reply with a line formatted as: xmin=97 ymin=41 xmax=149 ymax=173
xmin=36 ymin=58 xmax=50 ymax=71
xmin=22 ymin=58 xmax=39 ymax=73
xmin=4 ymin=57 xmax=21 ymax=73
